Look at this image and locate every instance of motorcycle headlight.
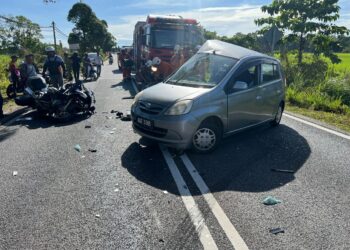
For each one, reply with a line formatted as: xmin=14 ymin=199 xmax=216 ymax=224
xmin=165 ymin=100 xmax=193 ymax=116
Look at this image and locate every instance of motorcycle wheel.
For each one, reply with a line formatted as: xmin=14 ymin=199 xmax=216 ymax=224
xmin=6 ymin=84 xmax=17 ymax=99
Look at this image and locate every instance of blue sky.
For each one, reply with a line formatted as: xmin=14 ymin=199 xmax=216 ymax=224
xmin=1 ymin=0 xmax=349 ymax=46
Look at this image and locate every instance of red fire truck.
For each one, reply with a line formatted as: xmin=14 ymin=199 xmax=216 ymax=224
xmin=133 ymin=15 xmax=204 ymax=72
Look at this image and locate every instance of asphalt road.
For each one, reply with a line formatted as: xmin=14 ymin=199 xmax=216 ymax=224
xmin=0 ymin=59 xmax=349 ymax=250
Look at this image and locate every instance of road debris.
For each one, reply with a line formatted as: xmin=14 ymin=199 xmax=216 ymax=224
xmin=163 ymin=190 xmax=168 ymax=194
xmin=16 ymin=117 xmax=33 ymax=122
xmin=85 ymin=125 xmax=92 ymax=129
xmin=263 ymin=196 xmax=282 ymax=205
xmin=110 ymin=131 xmax=115 ymax=134
xmin=122 ymin=96 xmax=135 ymax=100
xmin=74 ymin=144 xmax=81 ymax=152
xmin=81 ymin=155 xmax=86 ymax=158
xmin=13 ymin=171 xmax=18 ymax=176
xmin=269 ymin=228 xmax=285 ymax=235
xmin=114 ymin=188 xmax=119 ymax=192
xmin=271 ymin=169 xmax=295 ymax=174
xmin=95 ymin=214 xmax=101 ymax=218
xmin=88 ymin=148 xmax=97 ymax=153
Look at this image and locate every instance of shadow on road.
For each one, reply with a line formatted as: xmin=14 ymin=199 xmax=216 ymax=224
xmin=3 ymin=111 xmax=92 ymax=131
xmin=121 ymin=124 xmax=311 ymax=195
xmin=110 ymin=79 xmax=137 ymax=97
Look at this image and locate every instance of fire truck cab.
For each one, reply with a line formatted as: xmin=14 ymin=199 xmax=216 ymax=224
xmin=133 ymin=15 xmax=204 ymax=72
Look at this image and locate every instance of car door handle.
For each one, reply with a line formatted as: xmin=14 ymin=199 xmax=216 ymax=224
xmin=256 ymin=95 xmax=262 ymax=100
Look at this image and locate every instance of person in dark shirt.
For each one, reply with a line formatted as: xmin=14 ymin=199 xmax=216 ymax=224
xmin=70 ymin=52 xmax=81 ymax=83
xmin=42 ymin=46 xmax=65 ymax=88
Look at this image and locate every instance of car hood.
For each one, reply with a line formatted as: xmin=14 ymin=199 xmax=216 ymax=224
xmin=137 ymin=83 xmax=211 ymax=106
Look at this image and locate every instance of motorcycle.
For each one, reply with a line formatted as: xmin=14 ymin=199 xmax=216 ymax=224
xmin=109 ymin=56 xmax=113 ymax=65
xmin=6 ymin=69 xmax=24 ymax=99
xmin=15 ymin=76 xmax=95 ymax=120
xmin=85 ymin=63 xmax=98 ymax=81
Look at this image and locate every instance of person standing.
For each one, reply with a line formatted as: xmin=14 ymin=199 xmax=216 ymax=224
xmin=42 ymin=46 xmax=65 ymax=88
xmin=0 ymin=91 xmax=4 ymax=120
xmin=64 ymin=52 xmax=73 ymax=81
xmin=20 ymin=54 xmax=39 ymax=84
xmin=83 ymin=53 xmax=91 ymax=80
xmin=96 ymin=52 xmax=103 ymax=77
xmin=8 ymin=55 xmax=20 ymax=89
xmin=70 ymin=52 xmax=81 ymax=83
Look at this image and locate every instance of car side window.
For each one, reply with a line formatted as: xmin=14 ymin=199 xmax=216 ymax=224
xmin=261 ymin=64 xmax=280 ymax=84
xmin=231 ymin=65 xmax=259 ymax=93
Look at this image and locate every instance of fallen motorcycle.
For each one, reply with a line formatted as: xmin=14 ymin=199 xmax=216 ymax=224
xmin=15 ymin=75 xmax=95 ymax=121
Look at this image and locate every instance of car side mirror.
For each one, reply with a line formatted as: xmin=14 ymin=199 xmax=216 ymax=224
xmin=233 ymin=81 xmax=248 ymax=91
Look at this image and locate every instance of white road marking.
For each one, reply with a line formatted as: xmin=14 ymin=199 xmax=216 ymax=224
xmin=284 ymin=113 xmax=350 ymax=141
xmin=160 ymin=145 xmax=218 ymax=250
xmin=180 ymin=154 xmax=249 ymax=250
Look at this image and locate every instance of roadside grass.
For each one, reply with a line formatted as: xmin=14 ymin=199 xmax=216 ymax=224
xmin=286 ymin=104 xmax=350 ymax=133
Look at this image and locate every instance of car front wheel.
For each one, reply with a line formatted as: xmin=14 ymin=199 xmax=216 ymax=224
xmin=192 ymin=121 xmax=222 ymax=154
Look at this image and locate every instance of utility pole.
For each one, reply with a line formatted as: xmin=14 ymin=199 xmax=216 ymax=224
xmin=52 ymin=21 xmax=57 ymax=50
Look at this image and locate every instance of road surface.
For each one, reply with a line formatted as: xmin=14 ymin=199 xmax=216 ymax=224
xmin=0 ymin=59 xmax=349 ymax=250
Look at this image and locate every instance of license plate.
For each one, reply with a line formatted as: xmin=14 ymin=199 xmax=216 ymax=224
xmin=137 ymin=117 xmax=153 ymax=128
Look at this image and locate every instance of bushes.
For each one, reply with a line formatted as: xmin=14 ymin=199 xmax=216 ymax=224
xmin=0 ymin=55 xmax=10 ymax=95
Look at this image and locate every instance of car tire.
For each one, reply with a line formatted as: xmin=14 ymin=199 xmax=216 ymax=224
xmin=271 ymin=103 xmax=284 ymax=127
xmin=192 ymin=120 xmax=222 ymax=154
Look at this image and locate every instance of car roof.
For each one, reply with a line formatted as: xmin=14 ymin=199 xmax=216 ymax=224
xmin=198 ymin=39 xmax=276 ymax=61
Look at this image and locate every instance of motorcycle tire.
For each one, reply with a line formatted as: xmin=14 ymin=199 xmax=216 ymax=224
xmin=6 ymin=84 xmax=17 ymax=99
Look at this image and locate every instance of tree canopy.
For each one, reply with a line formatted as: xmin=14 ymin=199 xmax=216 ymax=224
xmin=67 ymin=3 xmax=116 ymax=52
xmin=255 ymin=0 xmax=349 ymax=64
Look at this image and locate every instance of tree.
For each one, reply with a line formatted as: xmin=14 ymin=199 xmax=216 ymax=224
xmin=67 ymin=3 xmax=116 ymax=52
xmin=255 ymin=0 xmax=349 ymax=65
xmin=0 ymin=15 xmax=43 ymax=55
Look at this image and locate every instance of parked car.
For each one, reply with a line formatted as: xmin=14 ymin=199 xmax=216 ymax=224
xmin=131 ymin=40 xmax=285 ymax=153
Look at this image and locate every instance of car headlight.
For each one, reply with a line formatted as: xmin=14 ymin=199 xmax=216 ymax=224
xmin=165 ymin=100 xmax=193 ymax=116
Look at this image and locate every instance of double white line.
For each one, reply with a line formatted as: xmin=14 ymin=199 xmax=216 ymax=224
xmin=160 ymin=145 xmax=249 ymax=250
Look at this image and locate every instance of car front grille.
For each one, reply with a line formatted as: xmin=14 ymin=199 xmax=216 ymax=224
xmin=138 ymin=101 xmax=164 ymax=115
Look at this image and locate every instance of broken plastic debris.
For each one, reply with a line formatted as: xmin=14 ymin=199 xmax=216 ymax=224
xmin=81 ymin=155 xmax=86 ymax=158
xmin=16 ymin=117 xmax=33 ymax=122
xmin=13 ymin=171 xmax=18 ymax=176
xmin=163 ymin=190 xmax=168 ymax=194
xmin=88 ymin=148 xmax=97 ymax=153
xmin=271 ymin=169 xmax=295 ymax=174
xmin=85 ymin=125 xmax=92 ymax=129
xmin=114 ymin=188 xmax=119 ymax=192
xmin=110 ymin=131 xmax=115 ymax=134
xmin=269 ymin=228 xmax=285 ymax=235
xmin=116 ymin=112 xmax=123 ymax=118
xmin=263 ymin=196 xmax=282 ymax=205
xmin=95 ymin=214 xmax=101 ymax=218
xmin=74 ymin=144 xmax=81 ymax=152
xmin=122 ymin=96 xmax=135 ymax=100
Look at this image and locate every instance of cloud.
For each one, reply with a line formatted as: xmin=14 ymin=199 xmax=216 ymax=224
xmin=109 ymin=4 xmax=266 ymax=45
xmin=109 ymin=3 xmax=350 ymax=46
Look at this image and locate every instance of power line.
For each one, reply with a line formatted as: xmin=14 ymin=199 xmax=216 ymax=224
xmin=0 ymin=15 xmax=52 ymax=29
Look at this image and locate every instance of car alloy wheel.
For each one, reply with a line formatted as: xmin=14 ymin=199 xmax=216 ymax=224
xmin=193 ymin=128 xmax=217 ymax=152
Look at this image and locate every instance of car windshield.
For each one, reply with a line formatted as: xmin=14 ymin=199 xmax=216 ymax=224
xmin=151 ymin=28 xmax=203 ymax=49
xmin=167 ymin=53 xmax=238 ymax=88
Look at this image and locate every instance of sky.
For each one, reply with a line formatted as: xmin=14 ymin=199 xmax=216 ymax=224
xmin=1 ymin=0 xmax=350 ymax=47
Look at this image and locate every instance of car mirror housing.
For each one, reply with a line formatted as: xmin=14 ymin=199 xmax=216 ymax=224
xmin=233 ymin=81 xmax=248 ymax=90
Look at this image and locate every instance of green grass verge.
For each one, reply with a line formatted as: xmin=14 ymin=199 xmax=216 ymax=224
xmin=286 ymin=103 xmax=350 ymax=133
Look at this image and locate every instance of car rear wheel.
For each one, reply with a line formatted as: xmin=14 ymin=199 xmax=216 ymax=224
xmin=271 ymin=103 xmax=284 ymax=127
xmin=192 ymin=121 xmax=222 ymax=154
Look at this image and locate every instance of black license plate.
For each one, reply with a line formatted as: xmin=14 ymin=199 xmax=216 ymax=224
xmin=136 ymin=117 xmax=153 ymax=128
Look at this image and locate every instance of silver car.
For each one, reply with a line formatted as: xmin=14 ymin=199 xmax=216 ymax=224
xmin=131 ymin=40 xmax=285 ymax=153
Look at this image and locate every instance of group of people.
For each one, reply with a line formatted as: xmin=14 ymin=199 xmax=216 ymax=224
xmin=0 ymin=47 xmax=106 ymax=120
xmin=137 ymin=44 xmax=201 ymax=85
xmin=118 ymin=48 xmax=133 ymax=81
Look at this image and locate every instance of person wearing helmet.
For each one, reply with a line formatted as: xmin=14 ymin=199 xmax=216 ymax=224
xmin=152 ymin=57 xmax=173 ymax=82
xmin=43 ymin=46 xmax=65 ymax=88
xmin=70 ymin=52 xmax=81 ymax=83
xmin=123 ymin=52 xmax=133 ymax=81
xmin=170 ymin=45 xmax=185 ymax=71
